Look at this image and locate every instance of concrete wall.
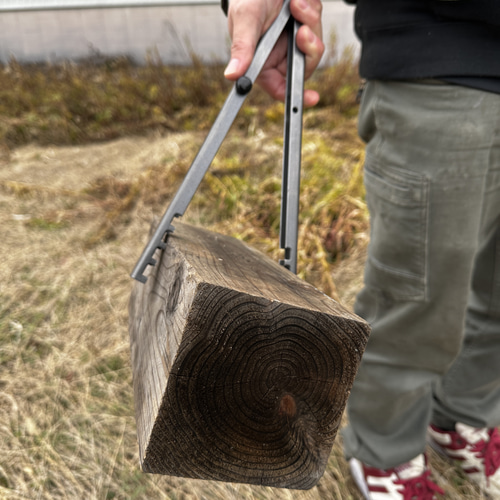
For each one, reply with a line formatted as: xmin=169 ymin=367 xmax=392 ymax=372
xmin=0 ymin=1 xmax=359 ymax=65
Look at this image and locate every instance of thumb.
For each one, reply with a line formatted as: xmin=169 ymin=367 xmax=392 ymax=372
xmin=225 ymin=2 xmax=268 ymax=80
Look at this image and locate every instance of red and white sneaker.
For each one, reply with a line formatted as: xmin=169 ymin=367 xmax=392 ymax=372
xmin=349 ymin=454 xmax=445 ymax=499
xmin=428 ymin=423 xmax=500 ymax=497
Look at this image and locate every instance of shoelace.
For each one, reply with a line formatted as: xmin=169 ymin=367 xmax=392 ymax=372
xmin=394 ymin=470 xmax=445 ymax=500
xmin=471 ymin=427 xmax=500 ymax=479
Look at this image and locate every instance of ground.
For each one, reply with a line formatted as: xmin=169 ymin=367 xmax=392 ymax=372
xmin=0 ymin=132 xmax=479 ymax=499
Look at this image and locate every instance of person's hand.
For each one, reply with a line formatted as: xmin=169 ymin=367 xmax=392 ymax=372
xmin=224 ymin=0 xmax=324 ymax=107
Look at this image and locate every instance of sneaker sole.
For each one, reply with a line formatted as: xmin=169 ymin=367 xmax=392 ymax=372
xmin=349 ymin=458 xmax=372 ymax=500
xmin=426 ymin=432 xmax=448 ymax=457
xmin=427 ymin=431 xmax=496 ymax=500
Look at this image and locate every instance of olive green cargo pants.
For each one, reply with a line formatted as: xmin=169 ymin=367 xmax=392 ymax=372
xmin=342 ymin=80 xmax=500 ymax=469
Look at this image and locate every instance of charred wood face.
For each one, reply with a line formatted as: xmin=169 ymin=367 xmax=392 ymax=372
xmin=129 ymin=222 xmax=370 ymax=489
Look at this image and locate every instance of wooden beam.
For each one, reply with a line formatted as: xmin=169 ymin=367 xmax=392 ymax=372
xmin=129 ymin=221 xmax=370 ymax=489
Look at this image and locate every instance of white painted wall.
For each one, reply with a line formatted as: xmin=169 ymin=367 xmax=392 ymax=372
xmin=0 ymin=1 xmax=359 ymax=65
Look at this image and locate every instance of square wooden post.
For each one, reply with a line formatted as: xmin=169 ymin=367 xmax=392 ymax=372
xmin=129 ymin=222 xmax=370 ymax=489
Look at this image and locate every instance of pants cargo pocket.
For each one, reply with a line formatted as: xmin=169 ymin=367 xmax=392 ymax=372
xmin=363 ymin=159 xmax=430 ymax=301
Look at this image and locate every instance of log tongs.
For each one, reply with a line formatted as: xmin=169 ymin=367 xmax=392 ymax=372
xmin=131 ymin=0 xmax=304 ymax=283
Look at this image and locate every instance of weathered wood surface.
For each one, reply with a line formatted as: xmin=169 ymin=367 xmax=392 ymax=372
xmin=129 ymin=221 xmax=370 ymax=489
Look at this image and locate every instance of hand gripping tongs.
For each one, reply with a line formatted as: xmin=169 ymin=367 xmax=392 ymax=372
xmin=131 ymin=0 xmax=305 ymax=283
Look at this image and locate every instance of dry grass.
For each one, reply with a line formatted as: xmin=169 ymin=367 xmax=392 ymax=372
xmin=0 ymin=54 xmax=228 ymax=148
xmin=0 ymin=54 xmax=486 ymax=500
xmin=0 ymin=131 xmax=365 ymax=500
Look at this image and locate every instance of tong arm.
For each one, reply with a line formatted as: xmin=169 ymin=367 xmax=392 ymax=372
xmin=279 ymin=18 xmax=305 ymax=274
xmin=131 ymin=0 xmax=293 ymax=283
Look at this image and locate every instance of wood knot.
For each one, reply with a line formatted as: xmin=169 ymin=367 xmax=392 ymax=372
xmin=279 ymin=394 xmax=297 ymax=418
xmin=166 ymin=263 xmax=183 ymax=312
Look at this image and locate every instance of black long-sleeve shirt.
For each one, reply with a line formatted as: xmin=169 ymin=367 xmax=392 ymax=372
xmin=348 ymin=0 xmax=500 ymax=93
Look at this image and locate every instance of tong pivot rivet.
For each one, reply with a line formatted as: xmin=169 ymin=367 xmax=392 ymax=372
xmin=236 ymin=76 xmax=253 ymax=95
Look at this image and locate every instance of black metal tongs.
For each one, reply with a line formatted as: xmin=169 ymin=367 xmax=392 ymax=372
xmin=131 ymin=0 xmax=305 ymax=283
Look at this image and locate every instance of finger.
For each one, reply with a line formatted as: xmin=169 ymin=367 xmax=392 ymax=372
xmin=303 ymin=89 xmax=320 ymax=107
xmin=257 ymin=73 xmax=320 ymax=107
xmin=256 ymin=66 xmax=287 ymax=102
xmin=256 ymin=56 xmax=320 ymax=107
xmin=296 ymin=24 xmax=325 ymax=80
xmin=291 ymin=0 xmax=324 ymax=78
xmin=225 ymin=2 xmax=265 ymax=80
xmin=225 ymin=0 xmax=283 ymax=81
xmin=290 ymin=0 xmax=323 ymax=41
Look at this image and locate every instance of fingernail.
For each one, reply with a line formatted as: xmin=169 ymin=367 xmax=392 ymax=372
xmin=224 ymin=58 xmax=240 ymax=78
xmin=298 ymin=0 xmax=309 ymax=10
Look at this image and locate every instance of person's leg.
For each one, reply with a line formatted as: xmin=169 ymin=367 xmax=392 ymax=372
xmin=342 ymin=81 xmax=500 ymax=469
xmin=426 ymin=140 xmax=500 ymax=500
xmin=432 ymin=156 xmax=500 ymax=429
